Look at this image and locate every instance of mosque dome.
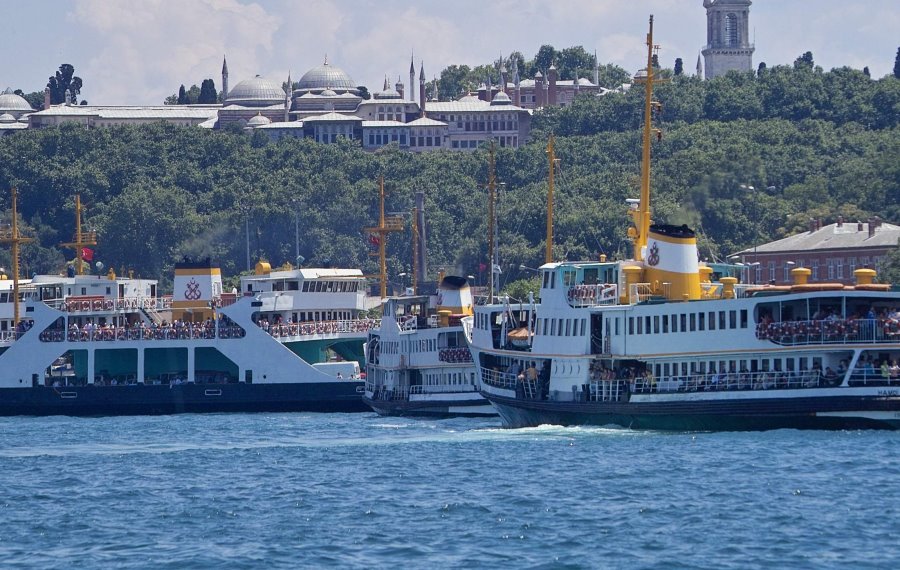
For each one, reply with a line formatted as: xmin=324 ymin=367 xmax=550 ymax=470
xmin=0 ymin=89 xmax=33 ymax=112
xmin=490 ymin=91 xmax=512 ymax=106
xmin=320 ymin=89 xmax=338 ymax=97
xmin=296 ymin=62 xmax=357 ymax=94
xmin=246 ymin=113 xmax=272 ymax=127
xmin=0 ymin=113 xmax=16 ymax=123
xmin=225 ymin=76 xmax=285 ymax=106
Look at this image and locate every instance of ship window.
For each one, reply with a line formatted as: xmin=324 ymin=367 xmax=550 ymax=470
xmin=550 ymin=272 xmax=556 ymax=289
xmin=557 ymin=319 xmax=564 ymax=336
xmin=543 ymin=271 xmax=549 ymax=288
xmin=698 ymin=312 xmax=705 ymax=331
xmin=565 ymin=319 xmax=571 ymax=336
xmin=653 ymin=316 xmax=659 ymax=334
xmin=719 ymin=311 xmax=726 ymax=330
xmin=637 ymin=317 xmax=643 ymax=334
xmin=680 ymin=314 xmax=687 ymax=332
xmin=629 ymin=317 xmax=634 ymax=335
xmin=729 ymin=311 xmax=737 ymax=329
xmin=708 ymin=312 xmax=716 ymax=331
xmin=786 ymin=358 xmax=795 ymax=371
xmin=774 ymin=359 xmax=782 ymax=372
xmin=689 ymin=313 xmax=696 ymax=331
xmin=302 ymin=282 xmax=309 ymax=292
xmin=740 ymin=309 xmax=748 ymax=328
xmin=662 ymin=315 xmax=669 ymax=333
xmin=645 ymin=316 xmax=651 ymax=333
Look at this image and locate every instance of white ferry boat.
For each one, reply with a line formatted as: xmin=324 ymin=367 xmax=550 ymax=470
xmin=463 ymin=17 xmax=900 ymax=431
xmin=0 ymin=258 xmax=378 ymax=416
xmin=363 ymin=276 xmax=493 ymax=417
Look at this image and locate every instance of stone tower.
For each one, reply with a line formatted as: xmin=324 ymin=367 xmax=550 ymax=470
xmin=701 ymin=0 xmax=754 ymax=79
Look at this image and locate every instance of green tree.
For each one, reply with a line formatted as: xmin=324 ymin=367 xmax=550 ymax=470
xmin=794 ymin=51 xmax=815 ymax=71
xmin=757 ymin=62 xmax=767 ymax=76
xmin=198 ymin=79 xmax=217 ymax=104
xmin=177 ymin=85 xmax=188 ymax=105
xmin=357 ymin=85 xmax=370 ymax=100
xmin=47 ymin=63 xmax=83 ymax=104
xmin=532 ymin=45 xmax=557 ymax=75
xmin=501 ymin=277 xmax=541 ymax=303
xmin=437 ymin=65 xmax=472 ymax=100
xmin=674 ymin=58 xmax=683 ymax=76
xmin=879 ymin=242 xmax=900 ymax=283
xmin=556 ymin=46 xmax=595 ymax=80
xmin=894 ymin=47 xmax=900 ymax=79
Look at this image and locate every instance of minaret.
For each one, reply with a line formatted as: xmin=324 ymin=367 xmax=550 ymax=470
xmin=696 ymin=53 xmax=703 ymax=77
xmin=486 ymin=74 xmax=492 ymax=100
xmin=284 ymin=70 xmax=291 ymax=122
xmin=43 ymin=87 xmax=51 ymax=110
xmin=548 ymin=63 xmax=558 ymax=106
xmin=574 ymin=69 xmax=580 ymax=93
xmin=513 ymin=65 xmax=521 ymax=107
xmin=419 ymin=61 xmax=426 ymax=117
xmin=396 ymin=75 xmax=404 ymax=99
xmin=593 ymin=49 xmax=600 ymax=85
xmin=222 ymin=56 xmax=229 ymax=101
xmin=409 ymin=53 xmax=416 ymax=104
xmin=534 ymin=70 xmax=544 ymax=108
xmin=432 ymin=77 xmax=438 ymax=101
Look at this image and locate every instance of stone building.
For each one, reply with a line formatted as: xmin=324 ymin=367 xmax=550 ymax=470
xmin=700 ymin=0 xmax=755 ymax=79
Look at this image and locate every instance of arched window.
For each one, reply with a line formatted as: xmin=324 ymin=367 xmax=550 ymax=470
xmin=724 ymin=13 xmax=739 ymax=46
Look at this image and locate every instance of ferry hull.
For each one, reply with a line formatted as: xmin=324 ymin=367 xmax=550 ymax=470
xmin=0 ymin=381 xmax=368 ymax=417
xmin=485 ymin=393 xmax=900 ymax=431
xmin=362 ymin=395 xmax=495 ymax=418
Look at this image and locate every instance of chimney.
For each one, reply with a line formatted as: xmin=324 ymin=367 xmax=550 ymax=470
xmin=548 ymin=64 xmax=558 ymax=106
xmin=809 ymin=218 xmax=816 ymax=233
xmin=867 ymin=217 xmax=876 ymax=238
xmin=43 ymin=87 xmax=51 ymax=110
xmin=837 ymin=215 xmax=843 ymax=228
xmin=857 ymin=220 xmax=864 ymax=231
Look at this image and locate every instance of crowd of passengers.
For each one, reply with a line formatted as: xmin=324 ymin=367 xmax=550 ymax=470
xmin=254 ymin=315 xmax=378 ymax=336
xmin=45 ymin=371 xmax=239 ymax=388
xmin=39 ymin=316 xmax=244 ymax=341
xmin=757 ymin=306 xmax=900 ymax=341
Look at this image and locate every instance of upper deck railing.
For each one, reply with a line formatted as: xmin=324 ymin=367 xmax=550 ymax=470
xmin=757 ymin=318 xmax=900 ymax=345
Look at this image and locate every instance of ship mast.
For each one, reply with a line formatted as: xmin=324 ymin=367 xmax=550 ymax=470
xmin=633 ymin=15 xmax=661 ymax=261
xmin=411 ymin=202 xmax=418 ymax=296
xmin=0 ymin=188 xmax=35 ymax=327
xmin=364 ymin=176 xmax=403 ymax=298
xmin=487 ymin=142 xmax=497 ymax=301
xmin=545 ymin=135 xmax=555 ymax=264
xmin=61 ymin=194 xmax=98 ymax=275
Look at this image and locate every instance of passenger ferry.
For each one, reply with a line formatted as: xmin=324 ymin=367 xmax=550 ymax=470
xmin=0 ymin=205 xmax=381 ymax=415
xmin=363 ymin=276 xmax=492 ymax=417
xmin=463 ymin=17 xmax=900 ymax=431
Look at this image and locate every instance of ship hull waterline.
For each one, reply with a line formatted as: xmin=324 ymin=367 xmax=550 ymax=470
xmin=484 ymin=392 xmax=900 ymax=431
xmin=362 ymin=395 xmax=496 ymax=418
xmin=0 ymin=381 xmax=367 ymax=416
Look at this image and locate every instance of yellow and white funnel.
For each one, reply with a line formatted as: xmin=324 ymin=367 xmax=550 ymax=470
xmin=642 ymin=224 xmax=701 ymax=301
xmin=172 ymin=259 xmax=223 ymax=321
xmin=436 ymin=276 xmax=473 ymax=316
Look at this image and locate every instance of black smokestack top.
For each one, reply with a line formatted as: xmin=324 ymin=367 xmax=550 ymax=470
xmin=650 ymin=223 xmax=695 ymax=239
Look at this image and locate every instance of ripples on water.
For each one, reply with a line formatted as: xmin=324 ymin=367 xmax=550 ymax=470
xmin=0 ymin=414 xmax=898 ymax=569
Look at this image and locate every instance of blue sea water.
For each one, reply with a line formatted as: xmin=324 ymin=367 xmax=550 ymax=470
xmin=0 ymin=413 xmax=898 ymax=569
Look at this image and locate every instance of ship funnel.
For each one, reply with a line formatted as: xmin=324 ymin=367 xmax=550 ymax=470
xmin=437 ymin=275 xmax=473 ymax=316
xmin=173 ymin=258 xmax=224 ymax=322
xmin=642 ymin=224 xmax=701 ymax=301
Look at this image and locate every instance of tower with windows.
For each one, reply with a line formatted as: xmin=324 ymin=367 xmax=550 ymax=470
xmin=700 ymin=0 xmax=754 ymax=79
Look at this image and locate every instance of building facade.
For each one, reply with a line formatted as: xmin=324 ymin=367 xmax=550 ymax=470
xmin=701 ymin=0 xmax=755 ymax=79
xmin=730 ymin=218 xmax=899 ymax=285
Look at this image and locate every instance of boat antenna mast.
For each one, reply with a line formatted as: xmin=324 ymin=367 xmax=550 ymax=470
xmin=61 ymin=194 xmax=98 ymax=275
xmin=364 ymin=175 xmax=404 ymax=298
xmin=0 ymin=187 xmax=35 ymax=328
xmin=629 ymin=14 xmax=665 ymax=262
xmin=411 ymin=201 xmax=418 ymax=296
xmin=546 ymin=134 xmax=556 ymax=264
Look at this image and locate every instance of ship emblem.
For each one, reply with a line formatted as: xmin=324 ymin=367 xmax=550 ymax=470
xmin=647 ymin=242 xmax=660 ymax=267
xmin=185 ymin=278 xmax=202 ymax=300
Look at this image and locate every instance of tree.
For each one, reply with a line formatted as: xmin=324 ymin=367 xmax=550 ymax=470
xmin=757 ymin=62 xmax=767 ymax=76
xmin=674 ymin=58 xmax=683 ymax=76
xmin=198 ymin=79 xmax=217 ymax=104
xmin=437 ymin=65 xmax=472 ymax=100
xmin=177 ymin=85 xmax=188 ymax=105
xmin=532 ymin=45 xmax=557 ymax=75
xmin=879 ymin=242 xmax=900 ymax=284
xmin=794 ymin=51 xmax=815 ymax=71
xmin=357 ymin=86 xmax=370 ymax=100
xmin=556 ymin=46 xmax=596 ymax=80
xmin=47 ymin=63 xmax=83 ymax=104
xmin=651 ymin=54 xmax=660 ymax=69
xmin=863 ymin=66 xmax=871 ymax=78
xmin=894 ymin=47 xmax=900 ymax=79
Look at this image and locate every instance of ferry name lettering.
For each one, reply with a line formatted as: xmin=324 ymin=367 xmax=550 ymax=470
xmin=876 ymin=389 xmax=899 ymax=396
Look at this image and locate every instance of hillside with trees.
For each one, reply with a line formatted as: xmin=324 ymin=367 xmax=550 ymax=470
xmin=0 ymin=54 xmax=897 ymax=290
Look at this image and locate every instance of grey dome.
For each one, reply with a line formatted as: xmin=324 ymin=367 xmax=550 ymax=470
xmin=225 ymin=75 xmax=284 ymax=106
xmin=490 ymin=91 xmax=512 ymax=105
xmin=246 ymin=113 xmax=272 ymax=127
xmin=296 ymin=63 xmax=356 ymax=93
xmin=0 ymin=89 xmax=33 ymax=112
xmin=0 ymin=113 xmax=16 ymax=123
xmin=320 ymin=89 xmax=338 ymax=97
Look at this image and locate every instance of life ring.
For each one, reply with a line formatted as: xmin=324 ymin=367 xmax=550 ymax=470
xmin=81 ymin=301 xmax=90 ymax=311
xmin=104 ymin=299 xmax=114 ymax=311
